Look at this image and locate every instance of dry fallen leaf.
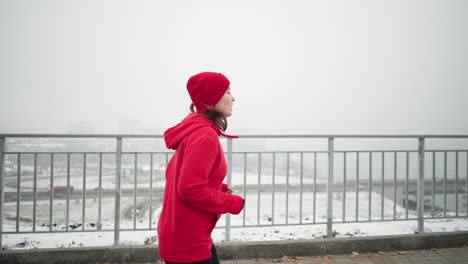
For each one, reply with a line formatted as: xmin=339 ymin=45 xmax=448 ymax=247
xmin=313 ymin=256 xmax=320 ymax=261
xmin=322 ymin=255 xmax=332 ymax=260
xmin=271 ymin=258 xmax=283 ymax=262
xmin=366 ymin=252 xmax=373 ymax=256
xmin=397 ymin=251 xmax=406 ymax=255
xmin=377 ymin=251 xmax=386 ymax=255
xmin=352 ymin=251 xmax=359 ymax=255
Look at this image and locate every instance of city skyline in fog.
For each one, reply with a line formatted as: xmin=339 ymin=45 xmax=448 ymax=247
xmin=1 ymin=0 xmax=468 ymax=135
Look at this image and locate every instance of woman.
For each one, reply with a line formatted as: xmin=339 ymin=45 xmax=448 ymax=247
xmin=157 ymin=72 xmax=244 ymax=264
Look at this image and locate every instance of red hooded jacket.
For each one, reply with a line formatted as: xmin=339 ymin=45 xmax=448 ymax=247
xmin=157 ymin=113 xmax=244 ymax=262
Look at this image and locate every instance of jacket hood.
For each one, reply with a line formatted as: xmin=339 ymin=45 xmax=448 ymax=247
xmin=165 ymin=113 xmax=239 ymax=150
xmin=163 ymin=113 xmax=214 ymax=150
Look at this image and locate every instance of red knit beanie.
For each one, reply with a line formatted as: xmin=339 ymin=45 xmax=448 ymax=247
xmin=186 ymin=72 xmax=230 ymax=113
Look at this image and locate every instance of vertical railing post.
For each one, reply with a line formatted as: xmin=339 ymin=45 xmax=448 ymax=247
xmin=114 ymin=137 xmax=123 ymax=246
xmin=0 ymin=137 xmax=5 ymax=248
xmin=327 ymin=137 xmax=334 ymax=238
xmin=225 ymin=138 xmax=233 ymax=242
xmin=417 ymin=137 xmax=425 ymax=233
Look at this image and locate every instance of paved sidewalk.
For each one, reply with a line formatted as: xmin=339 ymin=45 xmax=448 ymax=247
xmin=220 ymin=246 xmax=468 ymax=264
xmin=2 ymin=232 xmax=468 ymax=263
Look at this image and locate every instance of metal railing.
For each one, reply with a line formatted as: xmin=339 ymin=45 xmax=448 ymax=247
xmin=0 ymin=134 xmax=468 ymax=248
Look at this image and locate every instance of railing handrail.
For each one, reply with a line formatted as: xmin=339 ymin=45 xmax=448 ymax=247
xmin=1 ymin=134 xmax=468 ymax=138
xmin=234 ymin=135 xmax=468 ymax=139
xmin=0 ymin=134 xmax=164 ymax=138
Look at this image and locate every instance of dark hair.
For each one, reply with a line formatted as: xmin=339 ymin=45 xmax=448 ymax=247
xmin=190 ymin=103 xmax=227 ymax=132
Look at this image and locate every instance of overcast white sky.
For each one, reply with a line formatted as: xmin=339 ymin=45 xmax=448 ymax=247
xmin=1 ymin=0 xmax=467 ymax=135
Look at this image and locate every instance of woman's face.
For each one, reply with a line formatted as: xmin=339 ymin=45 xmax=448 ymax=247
xmin=214 ymin=88 xmax=235 ymax=118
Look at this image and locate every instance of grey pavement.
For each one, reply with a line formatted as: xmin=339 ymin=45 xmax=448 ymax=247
xmin=1 ymin=231 xmax=468 ymax=263
xmin=220 ymin=247 xmax=468 ymax=264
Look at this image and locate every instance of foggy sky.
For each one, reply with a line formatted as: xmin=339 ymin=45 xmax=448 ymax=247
xmin=1 ymin=0 xmax=468 ymax=135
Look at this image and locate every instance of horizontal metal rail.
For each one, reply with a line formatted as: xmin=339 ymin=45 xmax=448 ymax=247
xmin=2 ymin=134 xmax=468 ymax=138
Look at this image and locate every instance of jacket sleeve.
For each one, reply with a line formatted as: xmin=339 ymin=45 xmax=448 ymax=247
xmin=177 ymin=135 xmax=244 ymax=215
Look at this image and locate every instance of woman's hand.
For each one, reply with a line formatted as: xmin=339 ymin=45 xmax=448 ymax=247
xmin=223 ymin=186 xmax=234 ymax=194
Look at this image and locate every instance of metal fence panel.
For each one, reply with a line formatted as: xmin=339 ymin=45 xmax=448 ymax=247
xmin=0 ymin=134 xmax=468 ymax=247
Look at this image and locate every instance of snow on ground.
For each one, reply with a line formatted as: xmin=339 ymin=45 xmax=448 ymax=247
xmin=3 ymin=218 xmax=468 ymax=250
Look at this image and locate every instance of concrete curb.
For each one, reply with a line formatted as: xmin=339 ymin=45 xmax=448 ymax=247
xmin=1 ymin=231 xmax=468 ymax=264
